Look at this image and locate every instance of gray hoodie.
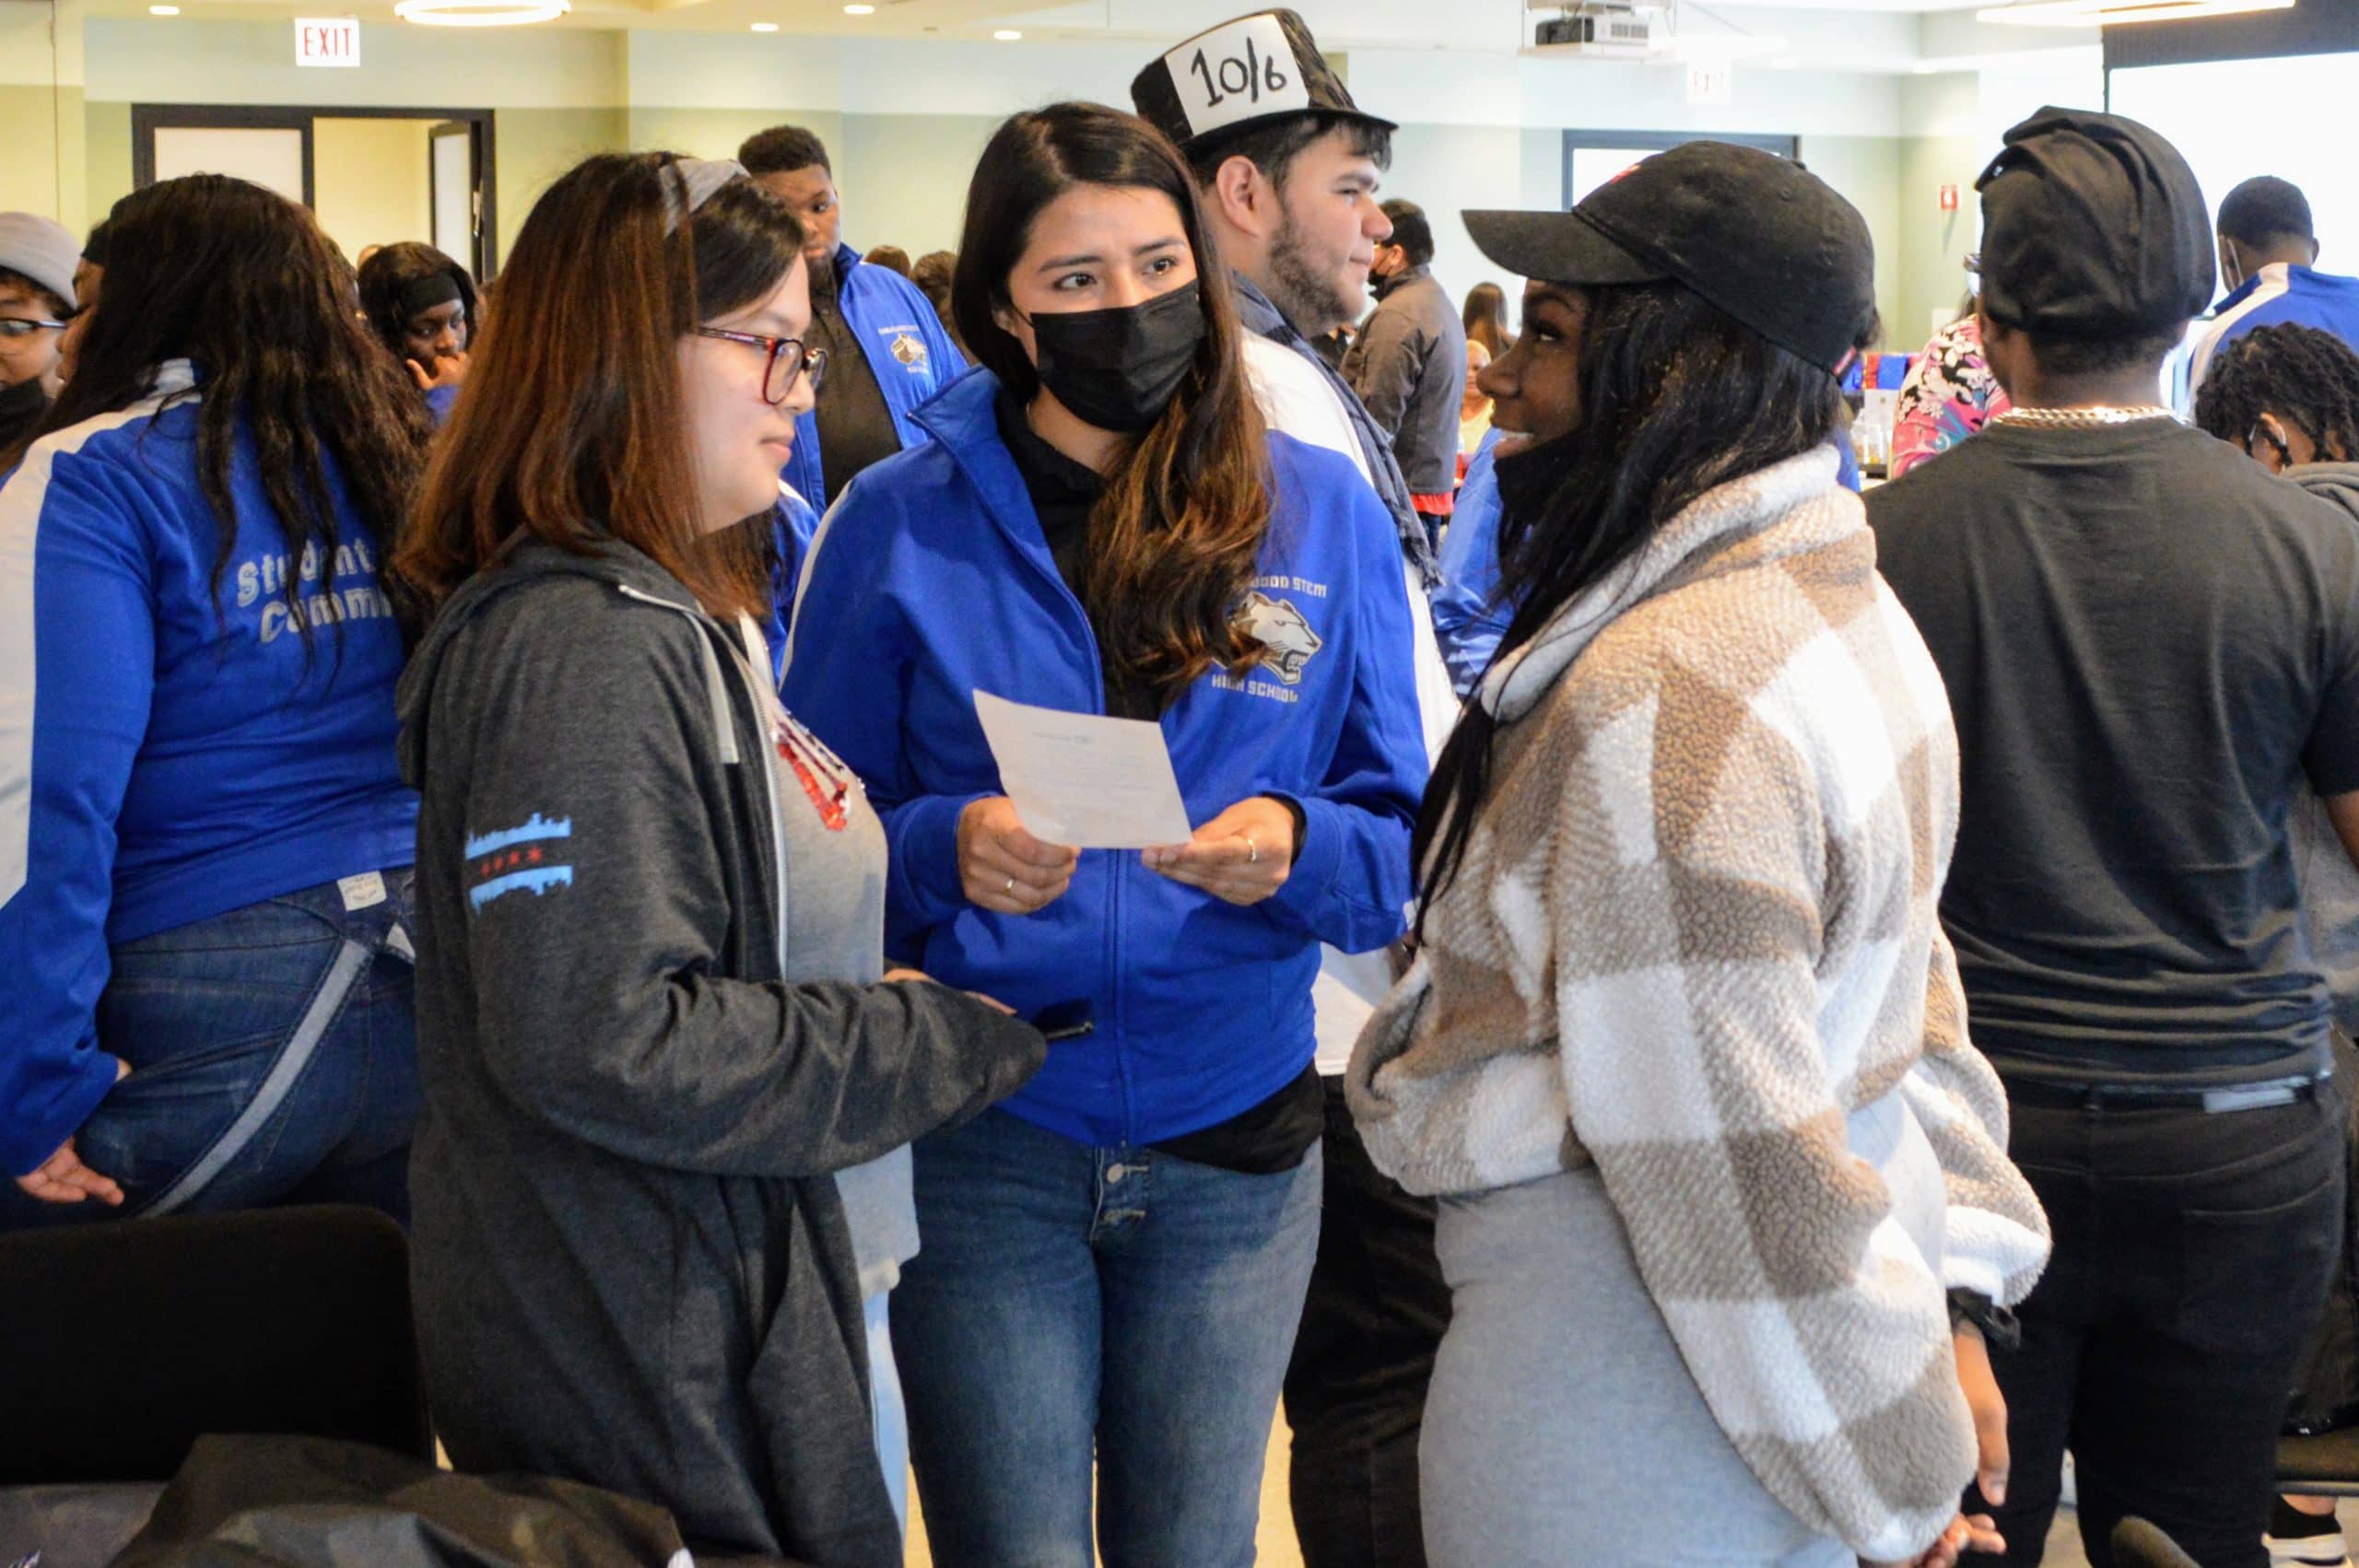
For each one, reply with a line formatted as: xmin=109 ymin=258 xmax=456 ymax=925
xmin=2294 ymin=462 xmax=2359 ymax=1035
xmin=393 ymin=538 xmax=1042 ymax=1566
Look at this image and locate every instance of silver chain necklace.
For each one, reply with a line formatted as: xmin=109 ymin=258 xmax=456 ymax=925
xmin=1991 ymin=404 xmax=2178 ymax=428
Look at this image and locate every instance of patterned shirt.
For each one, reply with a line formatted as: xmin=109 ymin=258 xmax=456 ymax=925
xmin=1891 ymin=315 xmax=2011 ymax=478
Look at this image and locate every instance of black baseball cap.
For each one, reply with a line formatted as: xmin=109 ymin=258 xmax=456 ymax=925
xmin=1131 ymin=10 xmax=1395 ymax=158
xmin=1976 ymin=107 xmax=2212 ymax=341
xmin=1464 ymin=141 xmax=1875 ymax=375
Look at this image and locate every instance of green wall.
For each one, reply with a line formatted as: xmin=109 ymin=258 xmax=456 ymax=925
xmin=84 ymin=97 xmax=127 ymax=230
xmin=1896 ymin=133 xmax=1987 ymax=353
xmin=837 ymin=113 xmax=1000 ymax=261
xmin=1798 ymin=135 xmax=1904 ymax=354
xmin=491 ymin=107 xmax=629 ymax=261
xmin=3 ymin=84 xmax=87 ymax=235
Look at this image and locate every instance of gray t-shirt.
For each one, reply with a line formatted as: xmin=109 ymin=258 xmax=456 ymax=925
xmin=768 ymin=699 xmax=917 ymax=1297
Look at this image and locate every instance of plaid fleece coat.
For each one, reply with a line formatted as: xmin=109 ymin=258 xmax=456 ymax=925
xmin=1347 ymin=447 xmax=2050 ymax=1561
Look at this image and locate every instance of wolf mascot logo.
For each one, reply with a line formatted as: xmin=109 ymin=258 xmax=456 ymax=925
xmin=1234 ymin=591 xmax=1323 ymax=685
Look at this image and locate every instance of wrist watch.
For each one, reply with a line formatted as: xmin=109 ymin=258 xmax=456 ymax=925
xmin=1948 ymin=1288 xmax=2023 ymax=1352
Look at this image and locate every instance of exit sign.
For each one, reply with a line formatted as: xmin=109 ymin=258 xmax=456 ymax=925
xmin=295 ymin=17 xmax=360 ymax=67
xmin=1685 ymin=61 xmax=1733 ymax=105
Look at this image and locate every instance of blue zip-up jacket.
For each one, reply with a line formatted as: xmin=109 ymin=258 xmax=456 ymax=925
xmin=782 ymin=370 xmax=1426 ymax=1148
xmin=761 ymin=483 xmax=823 ymax=687
xmin=0 ymin=362 xmax=417 ymax=1176
xmin=784 ymin=244 xmax=968 ymax=504
xmin=1432 ymin=428 xmax=1507 ymax=698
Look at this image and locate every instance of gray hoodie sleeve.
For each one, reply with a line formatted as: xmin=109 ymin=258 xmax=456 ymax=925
xmin=438 ymin=592 xmax=1044 ymax=1179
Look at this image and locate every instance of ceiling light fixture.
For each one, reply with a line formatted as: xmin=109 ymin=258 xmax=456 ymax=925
xmin=752 ymin=20 xmax=778 ymax=29
xmin=844 ymin=3 xmax=875 ymax=11
xmin=1978 ymin=0 xmax=2290 ymax=24
xmin=148 ymin=5 xmax=180 ymax=13
xmin=395 ymin=0 xmax=568 ymax=22
xmin=994 ymin=28 xmax=1022 ymax=39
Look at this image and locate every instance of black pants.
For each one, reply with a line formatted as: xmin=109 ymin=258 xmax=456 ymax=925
xmin=1968 ymin=1085 xmax=2347 ymax=1568
xmin=1282 ymin=1077 xmax=1450 ymax=1568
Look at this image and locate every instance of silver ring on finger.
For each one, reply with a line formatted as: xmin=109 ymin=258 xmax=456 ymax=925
xmin=1244 ymin=834 xmax=1259 ymax=866
xmin=1004 ymin=875 xmax=1016 ymax=897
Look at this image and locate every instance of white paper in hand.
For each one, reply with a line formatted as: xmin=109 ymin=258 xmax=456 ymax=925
xmin=973 ymin=689 xmax=1194 ymax=849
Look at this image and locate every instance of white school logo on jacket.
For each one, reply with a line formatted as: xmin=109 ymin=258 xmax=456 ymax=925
xmin=1235 ymin=589 xmax=1324 ymax=685
xmin=880 ymin=326 xmax=929 ymax=372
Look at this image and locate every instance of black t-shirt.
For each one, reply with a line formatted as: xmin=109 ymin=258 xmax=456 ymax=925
xmin=1869 ymin=418 xmax=2359 ymax=1082
xmin=807 ymin=278 xmax=904 ymax=507
xmin=991 ymin=388 xmax=1322 ymax=1173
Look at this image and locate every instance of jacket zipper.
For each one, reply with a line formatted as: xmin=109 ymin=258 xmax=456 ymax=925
xmin=613 ymin=583 xmax=791 ymax=949
xmin=927 ymin=425 xmax=1138 ymax=1146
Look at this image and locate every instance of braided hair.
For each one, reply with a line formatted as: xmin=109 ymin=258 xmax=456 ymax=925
xmin=2193 ymin=322 xmax=2359 ymax=463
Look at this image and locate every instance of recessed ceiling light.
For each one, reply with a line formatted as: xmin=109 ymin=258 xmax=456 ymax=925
xmin=751 ymin=21 xmax=777 ymax=29
xmin=1769 ymin=55 xmax=1798 ymax=67
xmin=148 ymin=6 xmax=179 ymax=14
xmin=843 ymin=3 xmax=875 ymax=11
xmin=994 ymin=29 xmax=1022 ymax=40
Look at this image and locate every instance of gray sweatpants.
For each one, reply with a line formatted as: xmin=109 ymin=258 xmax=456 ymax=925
xmin=1420 ymin=1165 xmax=1854 ymax=1568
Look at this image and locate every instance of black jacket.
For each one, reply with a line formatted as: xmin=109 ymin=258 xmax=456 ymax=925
xmin=0 ymin=375 xmax=49 ymax=458
xmin=393 ymin=539 xmax=1042 ymax=1566
xmin=1343 ymin=264 xmax=1468 ymax=496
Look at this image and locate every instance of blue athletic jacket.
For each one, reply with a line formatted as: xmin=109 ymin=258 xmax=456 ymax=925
xmin=0 ymin=362 xmax=417 ymax=1176
xmin=2189 ymin=263 xmax=2359 ymax=402
xmin=783 ymin=245 xmax=968 ymax=505
xmin=781 ymin=370 xmax=1427 ymax=1148
xmin=1433 ymin=431 xmax=1860 ymax=698
xmin=1432 ymin=428 xmax=1507 ymax=697
xmin=762 ymin=483 xmax=823 ymax=686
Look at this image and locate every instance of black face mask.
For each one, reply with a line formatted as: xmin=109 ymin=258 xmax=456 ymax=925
xmin=1027 ymin=281 xmax=1204 ymax=435
xmin=1492 ymin=428 xmax=1584 ymax=524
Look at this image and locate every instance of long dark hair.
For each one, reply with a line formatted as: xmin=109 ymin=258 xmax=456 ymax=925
xmin=1415 ymin=281 xmax=1864 ymax=920
xmin=357 ymin=240 xmax=475 ymax=360
xmin=393 ymin=154 xmax=803 ymax=623
xmin=953 ymin=101 xmax=1273 ymax=707
xmin=21 ymin=175 xmax=430 ymax=640
xmin=1462 ymin=281 xmax=1513 ymax=359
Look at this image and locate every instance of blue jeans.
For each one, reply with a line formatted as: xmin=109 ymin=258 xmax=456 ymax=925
xmin=865 ymin=1290 xmax=909 ymax=1533
xmin=0 ymin=873 xmax=419 ymax=1230
xmin=892 ymin=1106 xmax=1322 ymax=1568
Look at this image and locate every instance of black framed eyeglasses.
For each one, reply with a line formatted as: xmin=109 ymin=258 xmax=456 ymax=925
xmin=0 ymin=316 xmax=71 ymax=340
xmin=695 ymin=327 xmax=829 ymax=405
xmin=2249 ymin=418 xmax=2294 ymax=467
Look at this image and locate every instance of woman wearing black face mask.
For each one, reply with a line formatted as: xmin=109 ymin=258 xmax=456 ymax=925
xmin=781 ymin=101 xmax=1427 ymax=1564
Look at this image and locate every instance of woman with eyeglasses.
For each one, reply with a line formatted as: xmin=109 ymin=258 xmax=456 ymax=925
xmin=389 ymin=152 xmax=1043 ymax=1568
xmin=0 ymin=177 xmax=429 ymax=1229
xmin=0 ymin=213 xmax=81 ymax=453
xmin=780 ymin=103 xmax=1426 ymax=1564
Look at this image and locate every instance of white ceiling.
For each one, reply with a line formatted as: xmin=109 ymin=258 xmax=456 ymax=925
xmin=83 ymin=0 xmax=2008 ymax=36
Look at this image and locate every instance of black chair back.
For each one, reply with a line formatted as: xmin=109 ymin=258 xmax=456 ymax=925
xmin=0 ymin=1206 xmax=431 ymax=1485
